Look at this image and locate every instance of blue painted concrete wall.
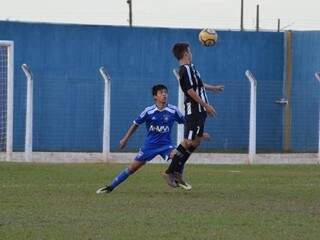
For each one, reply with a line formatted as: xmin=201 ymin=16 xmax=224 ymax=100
xmin=291 ymin=31 xmax=320 ymax=152
xmin=0 ymin=21 xmax=292 ymax=152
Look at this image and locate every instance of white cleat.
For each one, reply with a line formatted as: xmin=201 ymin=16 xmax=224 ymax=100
xmin=174 ymin=173 xmax=192 ymax=191
xmin=96 ymin=186 xmax=113 ymax=194
xmin=177 ymin=181 xmax=192 ymax=191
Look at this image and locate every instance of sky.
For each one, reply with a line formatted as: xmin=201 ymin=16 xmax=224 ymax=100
xmin=1 ymin=0 xmax=319 ymax=31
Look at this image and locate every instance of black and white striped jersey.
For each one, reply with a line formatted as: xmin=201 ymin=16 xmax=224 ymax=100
xmin=178 ymin=63 xmax=209 ymax=116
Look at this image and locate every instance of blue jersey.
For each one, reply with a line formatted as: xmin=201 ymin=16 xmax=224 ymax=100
xmin=133 ymin=104 xmax=184 ymax=148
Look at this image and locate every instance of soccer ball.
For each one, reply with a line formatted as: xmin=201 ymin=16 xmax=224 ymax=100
xmin=198 ymin=28 xmax=218 ymax=47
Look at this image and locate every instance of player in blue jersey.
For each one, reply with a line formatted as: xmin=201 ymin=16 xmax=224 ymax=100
xmin=96 ymin=84 xmax=207 ymax=194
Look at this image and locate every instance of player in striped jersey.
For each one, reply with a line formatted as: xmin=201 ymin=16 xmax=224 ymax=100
xmin=96 ymin=84 xmax=209 ymax=194
xmin=162 ymin=42 xmax=224 ymax=189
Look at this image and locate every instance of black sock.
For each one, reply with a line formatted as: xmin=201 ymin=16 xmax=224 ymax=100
xmin=177 ymin=145 xmax=196 ymax=174
xmin=165 ymin=144 xmax=187 ymax=174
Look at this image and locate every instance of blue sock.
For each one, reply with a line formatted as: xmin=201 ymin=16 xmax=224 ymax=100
xmin=109 ymin=168 xmax=133 ymax=190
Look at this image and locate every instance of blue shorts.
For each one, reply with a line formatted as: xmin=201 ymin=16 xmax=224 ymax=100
xmin=134 ymin=144 xmax=175 ymax=162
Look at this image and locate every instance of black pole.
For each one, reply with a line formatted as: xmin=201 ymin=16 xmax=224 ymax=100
xmin=256 ymin=4 xmax=259 ymax=32
xmin=127 ymin=0 xmax=132 ymax=27
xmin=240 ymin=0 xmax=244 ymax=31
xmin=277 ymin=18 xmax=281 ymax=32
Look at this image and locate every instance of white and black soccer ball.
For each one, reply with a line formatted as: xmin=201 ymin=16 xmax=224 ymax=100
xmin=198 ymin=28 xmax=218 ymax=47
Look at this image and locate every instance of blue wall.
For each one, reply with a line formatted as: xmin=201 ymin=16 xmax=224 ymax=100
xmin=291 ymin=31 xmax=320 ymax=152
xmin=198 ymin=31 xmax=284 ymax=152
xmin=0 ymin=21 xmax=306 ymax=153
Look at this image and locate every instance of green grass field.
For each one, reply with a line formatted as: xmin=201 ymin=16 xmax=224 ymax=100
xmin=1 ymin=162 xmax=320 ymax=240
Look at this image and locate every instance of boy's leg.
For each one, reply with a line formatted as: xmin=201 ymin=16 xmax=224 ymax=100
xmin=109 ymin=160 xmax=145 ymax=189
xmin=165 ymin=147 xmax=193 ymax=191
xmin=172 ymin=140 xmax=198 ymax=190
xmin=165 ymin=114 xmax=204 ymax=175
xmin=96 ymin=160 xmax=145 ymax=194
xmin=176 ymin=133 xmax=210 ymax=174
xmin=165 ymin=143 xmax=189 ymax=174
xmin=158 ymin=145 xmax=178 ymax=188
xmin=167 ymin=115 xmax=207 ymax=189
xmin=177 ymin=114 xmax=207 ymax=172
xmin=96 ymin=147 xmax=155 ymax=194
xmin=176 ymin=138 xmax=200 ymax=174
xmin=162 ymin=139 xmax=194 ymax=189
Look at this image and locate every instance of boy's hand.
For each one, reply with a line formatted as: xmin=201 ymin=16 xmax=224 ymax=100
xmin=119 ymin=138 xmax=128 ymax=149
xmin=205 ymin=104 xmax=216 ymax=116
xmin=214 ymin=85 xmax=224 ymax=92
xmin=202 ymin=132 xmax=211 ymax=141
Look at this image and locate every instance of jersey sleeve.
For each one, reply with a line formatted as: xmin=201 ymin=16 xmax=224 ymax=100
xmin=133 ymin=109 xmax=147 ymax=125
xmin=174 ymin=108 xmax=185 ymax=124
xmin=179 ymin=65 xmax=193 ymax=93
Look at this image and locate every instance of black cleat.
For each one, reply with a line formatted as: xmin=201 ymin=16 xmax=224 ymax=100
xmin=161 ymin=172 xmax=178 ymax=188
xmin=96 ymin=185 xmax=113 ymax=194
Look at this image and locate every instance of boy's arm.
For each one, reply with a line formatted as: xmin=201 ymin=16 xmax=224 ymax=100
xmin=186 ymin=88 xmax=216 ymax=116
xmin=180 ymin=66 xmax=216 ymax=116
xmin=119 ymin=123 xmax=139 ymax=149
xmin=203 ymin=83 xmax=224 ymax=93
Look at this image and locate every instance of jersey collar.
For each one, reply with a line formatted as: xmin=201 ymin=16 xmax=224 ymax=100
xmin=155 ymin=103 xmax=168 ymax=112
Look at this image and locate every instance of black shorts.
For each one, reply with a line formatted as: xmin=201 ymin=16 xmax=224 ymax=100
xmin=184 ymin=113 xmax=207 ymax=140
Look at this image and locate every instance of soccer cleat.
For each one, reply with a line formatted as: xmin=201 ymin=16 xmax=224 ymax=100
xmin=96 ymin=185 xmax=113 ymax=194
xmin=174 ymin=172 xmax=192 ymax=191
xmin=160 ymin=172 xmax=178 ymax=188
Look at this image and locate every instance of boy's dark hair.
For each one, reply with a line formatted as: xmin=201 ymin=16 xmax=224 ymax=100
xmin=152 ymin=84 xmax=168 ymax=96
xmin=172 ymin=42 xmax=189 ymax=60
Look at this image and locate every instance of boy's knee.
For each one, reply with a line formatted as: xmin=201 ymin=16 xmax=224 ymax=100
xmin=192 ymin=137 xmax=201 ymax=147
xmin=182 ymin=138 xmax=201 ymax=149
xmin=128 ymin=162 xmax=144 ymax=173
xmin=182 ymin=139 xmax=193 ymax=148
xmin=127 ymin=166 xmax=136 ymax=173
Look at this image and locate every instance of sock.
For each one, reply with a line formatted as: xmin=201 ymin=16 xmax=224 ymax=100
xmin=165 ymin=144 xmax=187 ymax=174
xmin=177 ymin=145 xmax=196 ymax=174
xmin=109 ymin=168 xmax=133 ymax=190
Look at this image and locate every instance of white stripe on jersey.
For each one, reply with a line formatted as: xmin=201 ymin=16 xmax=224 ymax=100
xmin=168 ymin=104 xmax=183 ymax=117
xmin=196 ymin=126 xmax=200 ymax=134
xmin=140 ymin=105 xmax=156 ymax=118
xmin=187 ymin=102 xmax=192 ymax=115
xmin=147 ymin=104 xmax=183 ymax=115
xmin=184 ymin=65 xmax=193 ymax=86
xmin=148 ymin=108 xmax=158 ymax=115
xmin=196 ymin=88 xmax=202 ymax=112
xmin=188 ymin=130 xmax=193 ymax=140
xmin=191 ymin=65 xmax=199 ymax=85
xmin=200 ymin=89 xmax=207 ymax=112
xmin=203 ymin=88 xmax=209 ymax=105
xmin=196 ymin=70 xmax=201 ymax=78
xmin=200 ymin=89 xmax=206 ymax=102
xmin=163 ymin=107 xmax=175 ymax=114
